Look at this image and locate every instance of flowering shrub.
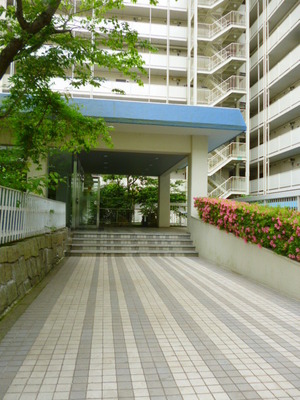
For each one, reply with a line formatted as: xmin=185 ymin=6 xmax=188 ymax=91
xmin=194 ymin=197 xmax=300 ymax=263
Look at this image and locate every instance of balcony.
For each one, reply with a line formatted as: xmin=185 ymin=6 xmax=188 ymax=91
xmin=250 ymin=169 xmax=300 ymax=193
xmin=250 ymin=85 xmax=300 ymax=131
xmin=122 ymin=0 xmax=187 ymax=11
xmin=250 ymin=4 xmax=300 ymax=70
xmin=51 ymin=78 xmax=187 ymax=103
xmin=250 ymin=0 xmax=288 ymax=40
xmin=141 ymin=53 xmax=187 ymax=71
xmin=250 ymin=46 xmax=300 ymax=101
xmin=197 ymin=0 xmax=224 ymax=7
xmin=197 ymin=43 xmax=246 ymax=73
xmin=250 ymin=127 xmax=300 ymax=163
xmin=128 ymin=21 xmax=187 ymax=42
xmin=197 ymin=11 xmax=246 ymax=41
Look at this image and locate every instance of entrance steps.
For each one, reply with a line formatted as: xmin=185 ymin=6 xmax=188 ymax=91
xmin=68 ymin=230 xmax=198 ymax=257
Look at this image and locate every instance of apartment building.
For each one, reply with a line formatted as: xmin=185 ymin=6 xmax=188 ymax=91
xmin=248 ymin=0 xmax=300 ymax=209
xmin=1 ymin=0 xmax=299 ymax=210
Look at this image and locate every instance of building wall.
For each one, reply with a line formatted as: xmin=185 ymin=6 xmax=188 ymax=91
xmin=249 ymin=0 xmax=300 ymax=197
xmin=1 ymin=1 xmax=299 ymax=204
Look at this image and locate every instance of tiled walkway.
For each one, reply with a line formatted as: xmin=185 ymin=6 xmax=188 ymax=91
xmin=0 ymin=256 xmax=300 ymax=400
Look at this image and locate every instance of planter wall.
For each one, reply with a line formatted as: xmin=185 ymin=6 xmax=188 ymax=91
xmin=188 ymin=217 xmax=300 ymax=300
xmin=0 ymin=228 xmax=68 ymax=318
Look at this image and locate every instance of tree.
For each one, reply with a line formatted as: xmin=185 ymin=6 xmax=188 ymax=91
xmin=87 ymin=175 xmax=186 ymax=226
xmin=0 ymin=0 xmax=154 ymax=190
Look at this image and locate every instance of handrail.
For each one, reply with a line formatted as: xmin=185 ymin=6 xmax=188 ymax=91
xmin=208 ymin=142 xmax=246 ymax=173
xmin=209 ymin=176 xmax=247 ymax=198
xmin=209 ymin=75 xmax=246 ymax=103
xmin=198 ymin=11 xmax=245 ymax=39
xmin=197 ymin=43 xmax=246 ymax=72
xmin=197 ymin=75 xmax=246 ymax=105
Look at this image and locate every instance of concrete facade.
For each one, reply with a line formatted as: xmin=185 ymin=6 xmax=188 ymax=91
xmin=189 ymin=216 xmax=300 ymax=301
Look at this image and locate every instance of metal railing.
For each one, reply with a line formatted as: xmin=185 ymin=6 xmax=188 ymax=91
xmin=197 ymin=75 xmax=246 ymax=105
xmin=99 ymin=208 xmax=146 ymax=226
xmin=208 ymin=142 xmax=246 ymax=174
xmin=209 ymin=75 xmax=246 ymax=103
xmin=198 ymin=11 xmax=245 ymax=39
xmin=0 ymin=186 xmax=66 ymax=245
xmin=209 ymin=176 xmax=247 ymax=198
xmin=170 ymin=204 xmax=187 ymax=226
xmin=97 ymin=205 xmax=187 ymax=227
xmin=197 ymin=43 xmax=246 ymax=72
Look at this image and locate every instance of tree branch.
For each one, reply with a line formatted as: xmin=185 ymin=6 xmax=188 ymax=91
xmin=15 ymin=0 xmax=30 ymax=31
xmin=0 ymin=0 xmax=62 ymax=80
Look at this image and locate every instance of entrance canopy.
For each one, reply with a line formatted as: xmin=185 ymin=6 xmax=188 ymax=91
xmin=73 ymin=98 xmax=246 ymax=152
xmin=72 ymin=99 xmax=246 ymax=177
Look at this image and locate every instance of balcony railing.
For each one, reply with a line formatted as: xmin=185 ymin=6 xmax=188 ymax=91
xmin=250 ymin=169 xmax=300 ymax=193
xmin=197 ymin=43 xmax=246 ymax=73
xmin=0 ymin=186 xmax=66 ymax=245
xmin=51 ymin=78 xmax=187 ymax=102
xmin=90 ymin=205 xmax=187 ymax=227
xmin=250 ymin=4 xmax=300 ymax=70
xmin=250 ymin=85 xmax=300 ymax=131
xmin=198 ymin=11 xmax=246 ymax=40
xmin=250 ymin=127 xmax=300 ymax=162
xmin=208 ymin=142 xmax=246 ymax=175
xmin=209 ymin=176 xmax=247 ymax=198
xmin=197 ymin=0 xmax=225 ymax=7
xmin=250 ymin=46 xmax=299 ymax=101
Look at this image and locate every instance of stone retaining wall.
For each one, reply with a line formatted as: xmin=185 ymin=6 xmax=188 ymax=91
xmin=0 ymin=229 xmax=68 ymax=317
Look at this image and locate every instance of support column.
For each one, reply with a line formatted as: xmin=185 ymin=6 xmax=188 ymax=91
xmin=188 ymin=135 xmax=208 ymax=220
xmin=158 ymin=174 xmax=170 ymax=228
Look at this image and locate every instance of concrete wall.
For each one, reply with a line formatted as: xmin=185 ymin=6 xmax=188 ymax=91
xmin=188 ymin=217 xmax=300 ymax=300
xmin=0 ymin=229 xmax=68 ymax=318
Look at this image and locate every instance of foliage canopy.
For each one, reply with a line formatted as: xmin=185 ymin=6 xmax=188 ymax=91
xmin=0 ymin=0 xmax=155 ymax=190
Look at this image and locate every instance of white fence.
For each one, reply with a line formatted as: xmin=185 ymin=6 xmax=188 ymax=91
xmin=0 ymin=186 xmax=66 ymax=245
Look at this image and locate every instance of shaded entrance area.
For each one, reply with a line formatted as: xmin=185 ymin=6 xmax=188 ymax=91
xmin=48 ymin=99 xmax=246 ymax=229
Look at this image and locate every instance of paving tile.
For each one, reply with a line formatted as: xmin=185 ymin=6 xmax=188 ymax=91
xmin=0 ymin=254 xmax=299 ymax=400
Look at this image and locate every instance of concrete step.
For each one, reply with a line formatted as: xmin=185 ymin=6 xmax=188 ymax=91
xmin=70 ymin=244 xmax=196 ymax=250
xmin=68 ymin=249 xmax=199 ymax=257
xmin=69 ymin=230 xmax=198 ymax=257
xmin=72 ymin=237 xmax=191 ymax=245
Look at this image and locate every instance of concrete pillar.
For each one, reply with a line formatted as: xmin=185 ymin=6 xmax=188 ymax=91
xmin=188 ymin=135 xmax=208 ymax=219
xmin=158 ymin=174 xmax=170 ymax=228
xmin=27 ymin=157 xmax=48 ymax=197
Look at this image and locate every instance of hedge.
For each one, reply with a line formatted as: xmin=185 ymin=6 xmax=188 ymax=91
xmin=194 ymin=197 xmax=300 ymax=262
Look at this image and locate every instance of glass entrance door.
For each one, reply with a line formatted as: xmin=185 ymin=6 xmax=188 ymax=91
xmin=71 ymin=157 xmax=100 ymax=229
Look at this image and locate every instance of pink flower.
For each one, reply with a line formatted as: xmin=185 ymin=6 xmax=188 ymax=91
xmin=296 ymin=248 xmax=300 ymax=253
xmin=257 ymin=244 xmax=262 ymax=248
